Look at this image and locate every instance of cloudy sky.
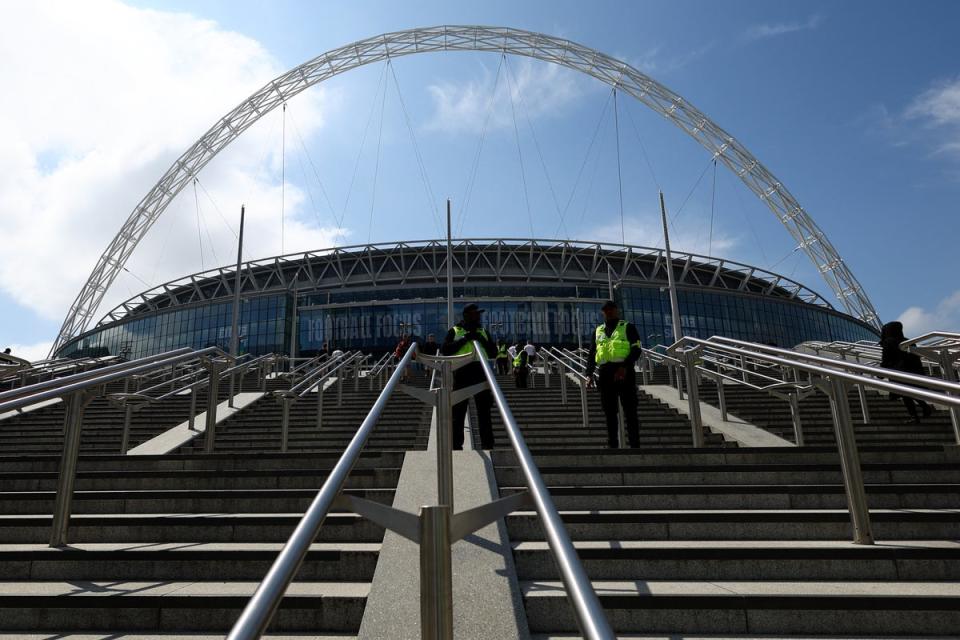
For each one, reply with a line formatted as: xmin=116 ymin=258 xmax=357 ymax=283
xmin=2 ymin=0 xmax=959 ymax=360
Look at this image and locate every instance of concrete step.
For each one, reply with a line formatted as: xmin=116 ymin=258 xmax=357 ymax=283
xmin=0 ymin=542 xmax=380 ymax=581
xmin=522 ymin=580 xmax=960 ymax=636
xmin=0 ymin=513 xmax=384 ymax=544
xmin=0 ymin=580 xmax=368 ymax=632
xmin=0 ymin=487 xmax=396 ymax=514
xmin=500 ymin=483 xmax=960 ymax=510
xmin=513 ymin=539 xmax=960 ymax=580
xmin=505 ymin=509 xmax=960 ymax=541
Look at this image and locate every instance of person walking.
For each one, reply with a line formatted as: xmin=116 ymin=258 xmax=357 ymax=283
xmin=513 ymin=346 xmax=530 ymax=388
xmin=495 ymin=339 xmax=511 ymax=375
xmin=420 ymin=333 xmax=440 ymax=357
xmin=585 ymin=300 xmax=643 ymax=448
xmin=441 ymin=303 xmax=497 ymax=450
xmin=880 ymin=321 xmax=932 ymax=423
xmin=394 ymin=333 xmax=413 ymax=381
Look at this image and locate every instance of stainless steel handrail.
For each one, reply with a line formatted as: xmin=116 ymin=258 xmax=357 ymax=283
xmin=474 ymin=342 xmax=614 ymax=640
xmin=226 ymin=342 xmax=418 ymax=640
xmin=0 ymin=348 xmax=194 ymax=405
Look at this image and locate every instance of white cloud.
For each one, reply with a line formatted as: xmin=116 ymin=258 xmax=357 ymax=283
xmin=584 ymin=214 xmax=739 ymax=258
xmin=744 ymin=14 xmax=823 ymax=41
xmin=424 ymin=58 xmax=583 ymax=134
xmin=905 ymin=75 xmax=960 ymax=156
xmin=5 ymin=341 xmax=54 ymax=363
xmin=898 ymin=290 xmax=960 ymax=336
xmin=0 ymin=0 xmax=337 ymax=330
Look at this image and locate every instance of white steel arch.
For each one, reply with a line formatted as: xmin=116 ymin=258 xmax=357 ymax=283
xmin=51 ymin=25 xmax=880 ymax=354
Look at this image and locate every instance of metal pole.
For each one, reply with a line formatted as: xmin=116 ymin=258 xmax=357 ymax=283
xmin=716 ymin=375 xmax=728 ymax=422
xmin=579 ymin=378 xmax=589 ymax=431
xmin=788 ymin=393 xmax=804 ymax=446
xmin=419 ymin=504 xmax=453 ymax=640
xmin=659 ymin=191 xmax=683 ymax=343
xmin=683 ymin=351 xmax=705 ymax=447
xmin=446 ymin=199 xmax=454 ymax=328
xmin=560 ymin=365 xmax=568 ymax=405
xmin=230 ymin=205 xmax=246 ymax=358
xmin=280 ymin=397 xmax=291 ymax=453
xmin=316 ymin=384 xmax=324 ymax=430
xmin=337 ymin=371 xmax=344 ymax=407
xmin=938 ymin=351 xmax=960 ymax=444
xmin=436 ymin=360 xmax=455 ymax=510
xmin=120 ymin=405 xmax=132 ymax=453
xmin=204 ymin=364 xmax=224 ymax=453
xmin=827 ymin=377 xmax=873 ymax=544
xmin=290 ymin=281 xmax=299 ymax=363
xmin=50 ymin=391 xmax=89 ymax=547
xmin=856 ymin=384 xmax=871 ymax=424
xmin=188 ymin=382 xmax=198 ymax=430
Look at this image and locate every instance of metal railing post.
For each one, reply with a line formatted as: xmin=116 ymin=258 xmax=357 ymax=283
xmin=203 ymin=360 xmax=227 ymax=453
xmin=316 ymin=383 xmax=324 ymax=430
xmin=788 ymin=392 xmax=805 ymax=446
xmin=856 ymin=384 xmax=871 ymax=424
xmin=938 ymin=351 xmax=960 ymax=444
xmin=579 ymin=378 xmax=590 ymax=430
xmin=559 ymin=365 xmax=568 ymax=405
xmin=120 ymin=405 xmax=133 ymax=453
xmin=228 ymin=372 xmax=237 ymax=408
xmin=419 ymin=504 xmax=453 ymax=640
xmin=683 ymin=351 xmax=705 ymax=447
xmin=337 ymin=371 xmax=344 ymax=407
xmin=188 ymin=382 xmax=198 ymax=430
xmin=544 ymin=362 xmax=551 ymax=388
xmin=640 ymin=356 xmax=650 ymax=386
xmin=436 ymin=359 xmax=455 ymax=510
xmin=280 ymin=396 xmax=292 ymax=453
xmin=716 ymin=374 xmax=728 ymax=422
xmin=354 ymin=361 xmax=360 ymax=392
xmin=50 ymin=390 xmax=92 ymax=547
xmin=826 ymin=376 xmax=873 ymax=544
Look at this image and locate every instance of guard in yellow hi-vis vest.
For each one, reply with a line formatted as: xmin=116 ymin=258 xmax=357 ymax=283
xmin=441 ymin=303 xmax=498 ymax=450
xmin=585 ymin=300 xmax=643 ymax=448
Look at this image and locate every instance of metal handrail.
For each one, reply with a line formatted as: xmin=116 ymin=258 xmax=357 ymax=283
xmin=0 ymin=347 xmax=199 ymax=410
xmin=474 ymin=342 xmax=614 ymax=639
xmin=226 ymin=341 xmax=418 ymax=640
xmin=288 ymin=351 xmax=361 ymax=397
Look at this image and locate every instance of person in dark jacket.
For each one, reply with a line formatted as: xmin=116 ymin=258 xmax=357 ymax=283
xmin=513 ymin=347 xmax=529 ymax=388
xmin=441 ymin=304 xmax=498 ymax=449
xmin=585 ymin=300 xmax=643 ymax=447
xmin=880 ymin=321 xmax=932 ymax=423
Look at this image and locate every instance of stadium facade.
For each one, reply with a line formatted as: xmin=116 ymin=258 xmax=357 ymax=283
xmin=57 ymin=239 xmax=878 ymax=360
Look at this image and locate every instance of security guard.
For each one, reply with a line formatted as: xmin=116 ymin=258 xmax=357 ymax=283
xmin=585 ymin=300 xmax=643 ymax=448
xmin=513 ymin=346 xmax=530 ymax=388
xmin=495 ymin=339 xmax=511 ymax=375
xmin=441 ymin=303 xmax=498 ymax=450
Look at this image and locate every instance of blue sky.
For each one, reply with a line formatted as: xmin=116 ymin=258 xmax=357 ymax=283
xmin=2 ymin=0 xmax=959 ymax=358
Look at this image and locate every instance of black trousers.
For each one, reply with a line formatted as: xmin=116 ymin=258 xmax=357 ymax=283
xmin=598 ymin=366 xmax=640 ymax=447
xmin=452 ymin=382 xmax=494 ymax=450
xmin=496 ymin=357 xmax=510 ymax=375
xmin=514 ymin=366 xmax=529 ymax=388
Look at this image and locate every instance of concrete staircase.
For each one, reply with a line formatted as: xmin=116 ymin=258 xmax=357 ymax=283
xmin=182 ymin=374 xmax=432 ymax=453
xmin=477 ymin=373 xmax=733 ymax=449
xmin=0 ymin=448 xmax=401 ymax=634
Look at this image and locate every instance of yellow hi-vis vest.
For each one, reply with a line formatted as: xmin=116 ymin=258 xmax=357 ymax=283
xmin=595 ymin=320 xmax=638 ymax=365
xmin=452 ymin=326 xmax=490 ymax=357
xmin=513 ymin=352 xmax=524 ymax=368
xmin=497 ymin=344 xmax=509 ymax=359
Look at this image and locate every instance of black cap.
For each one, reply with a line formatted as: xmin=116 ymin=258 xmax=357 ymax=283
xmin=462 ymin=303 xmax=485 ymax=314
xmin=601 ymin=300 xmax=618 ymax=310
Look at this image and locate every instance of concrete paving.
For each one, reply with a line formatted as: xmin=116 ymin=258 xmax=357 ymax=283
xmin=126 ymin=392 xmax=264 ymax=455
xmin=643 ymin=384 xmax=793 ymax=447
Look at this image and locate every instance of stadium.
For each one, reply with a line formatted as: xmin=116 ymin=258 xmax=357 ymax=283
xmin=56 ymin=237 xmax=879 ymax=360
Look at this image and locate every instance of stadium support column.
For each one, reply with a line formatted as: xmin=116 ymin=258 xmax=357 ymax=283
xmin=660 ymin=191 xmax=683 ymax=343
xmin=230 ymin=205 xmax=246 ymax=357
xmin=446 ymin=199 xmax=453 ymax=327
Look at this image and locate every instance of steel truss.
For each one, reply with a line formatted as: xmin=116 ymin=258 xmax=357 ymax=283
xmin=52 ymin=25 xmax=879 ymax=355
xmin=90 ymin=238 xmax=833 ymax=329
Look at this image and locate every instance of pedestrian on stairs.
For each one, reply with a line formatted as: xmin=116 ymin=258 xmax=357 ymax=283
xmin=496 ymin=339 xmax=511 ymax=375
xmin=513 ymin=347 xmax=530 ymax=388
xmin=879 ymin=321 xmax=933 ymax=423
xmin=585 ymin=300 xmax=643 ymax=448
xmin=441 ymin=303 xmax=498 ymax=450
